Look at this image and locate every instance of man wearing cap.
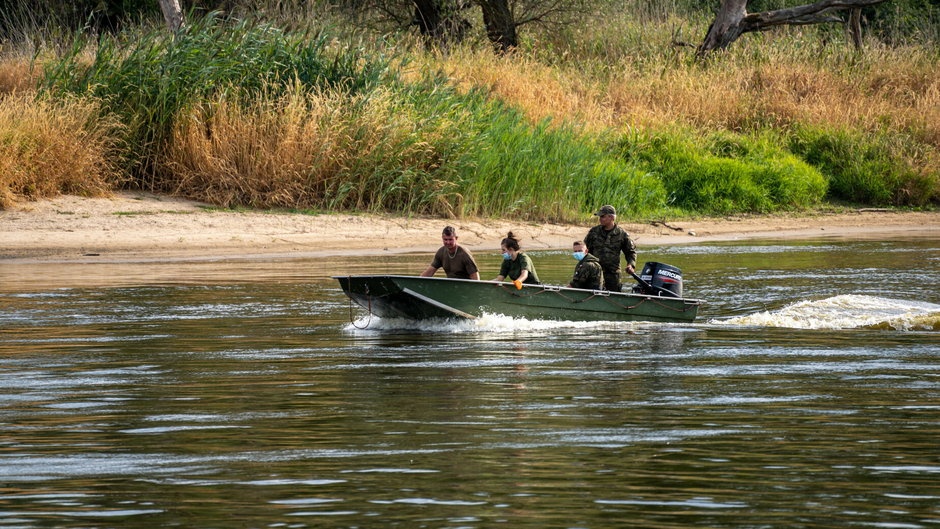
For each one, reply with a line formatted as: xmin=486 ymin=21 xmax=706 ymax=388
xmin=584 ymin=205 xmax=636 ymax=292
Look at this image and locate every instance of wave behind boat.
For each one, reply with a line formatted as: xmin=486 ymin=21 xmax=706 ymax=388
xmin=714 ymin=295 xmax=940 ymax=331
xmin=345 ymin=313 xmax=667 ymax=333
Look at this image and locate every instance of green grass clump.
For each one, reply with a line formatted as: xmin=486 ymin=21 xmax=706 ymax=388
xmin=447 ymin=98 xmax=667 ymax=220
xmin=790 ymin=126 xmax=939 ymax=206
xmin=41 ymin=13 xmax=393 ymax=185
xmin=386 ymin=80 xmax=668 ymax=220
xmin=617 ymin=128 xmax=828 ymax=214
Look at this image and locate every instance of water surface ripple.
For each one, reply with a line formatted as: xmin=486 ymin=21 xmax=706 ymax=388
xmin=1 ymin=238 xmax=937 ymax=528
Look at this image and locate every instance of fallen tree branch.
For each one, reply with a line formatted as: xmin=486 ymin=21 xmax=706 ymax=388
xmin=698 ymin=0 xmax=892 ymax=57
xmin=649 ymin=220 xmax=684 ymax=231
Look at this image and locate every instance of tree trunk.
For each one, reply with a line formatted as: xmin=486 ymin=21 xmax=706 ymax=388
xmin=412 ymin=0 xmax=470 ymax=46
xmin=847 ymin=8 xmax=863 ymax=49
xmin=479 ymin=0 xmax=518 ymax=52
xmin=157 ymin=0 xmax=184 ymax=32
xmin=697 ymin=0 xmax=892 ymax=57
xmin=698 ymin=0 xmax=748 ymax=56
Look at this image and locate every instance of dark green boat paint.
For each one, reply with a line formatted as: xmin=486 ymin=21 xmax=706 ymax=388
xmin=334 ymin=275 xmax=703 ymax=323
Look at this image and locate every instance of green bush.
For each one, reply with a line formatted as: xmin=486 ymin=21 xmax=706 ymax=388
xmin=382 ymin=82 xmax=669 ymax=220
xmin=790 ymin=126 xmax=939 ymax=206
xmin=618 ymin=128 xmax=828 ymax=215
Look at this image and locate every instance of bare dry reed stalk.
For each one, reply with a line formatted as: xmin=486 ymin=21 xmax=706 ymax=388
xmin=602 ymin=52 xmax=940 ymax=148
xmin=162 ymin=88 xmax=344 ymax=208
xmin=161 ymin=86 xmax=448 ymax=210
xmin=0 ymin=56 xmax=39 ymax=96
xmin=0 ymin=95 xmax=120 ymax=208
xmin=413 ymin=48 xmax=613 ymax=129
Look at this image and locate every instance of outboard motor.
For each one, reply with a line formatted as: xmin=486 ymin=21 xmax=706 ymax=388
xmin=632 ymin=262 xmax=683 ymax=298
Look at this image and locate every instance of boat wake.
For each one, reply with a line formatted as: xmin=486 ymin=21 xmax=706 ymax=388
xmin=345 ymin=312 xmax=665 ymax=333
xmin=714 ymin=295 xmax=940 ymax=331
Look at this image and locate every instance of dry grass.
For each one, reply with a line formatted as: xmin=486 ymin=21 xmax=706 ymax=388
xmin=410 ymin=47 xmax=613 ymax=129
xmin=0 ymin=95 xmax=121 ymax=208
xmin=160 ymin=88 xmax=345 ymax=207
xmin=0 ymin=55 xmax=40 ymax=96
xmin=412 ymin=40 xmax=940 ymax=151
xmin=159 ymin=86 xmax=453 ymax=210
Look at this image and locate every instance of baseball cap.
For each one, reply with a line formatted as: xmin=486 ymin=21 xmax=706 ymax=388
xmin=594 ymin=205 xmax=616 ymax=216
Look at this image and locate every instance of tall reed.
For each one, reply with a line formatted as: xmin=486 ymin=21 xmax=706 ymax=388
xmin=41 ymin=13 xmax=394 ymax=187
xmin=161 ymin=85 xmax=464 ymax=213
xmin=0 ymin=95 xmax=121 ymax=208
xmin=21 ymin=7 xmax=940 ymax=217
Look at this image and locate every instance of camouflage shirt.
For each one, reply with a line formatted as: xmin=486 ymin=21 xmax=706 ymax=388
xmin=584 ymin=224 xmax=636 ymax=273
xmin=570 ymin=253 xmax=604 ymax=290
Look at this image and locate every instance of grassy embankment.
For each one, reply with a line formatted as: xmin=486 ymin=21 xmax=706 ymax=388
xmin=0 ymin=9 xmax=938 ymax=220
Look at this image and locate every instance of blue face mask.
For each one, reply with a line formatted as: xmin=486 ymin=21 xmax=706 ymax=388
xmin=502 ymin=252 xmax=512 ymax=260
xmin=573 ymin=251 xmax=585 ymax=261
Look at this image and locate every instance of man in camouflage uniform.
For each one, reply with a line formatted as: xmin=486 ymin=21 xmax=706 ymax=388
xmin=584 ymin=205 xmax=636 ymax=292
xmin=568 ymin=241 xmax=604 ymax=290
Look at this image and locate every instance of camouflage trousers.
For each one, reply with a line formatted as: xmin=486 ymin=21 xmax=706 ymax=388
xmin=602 ymin=269 xmax=622 ymax=292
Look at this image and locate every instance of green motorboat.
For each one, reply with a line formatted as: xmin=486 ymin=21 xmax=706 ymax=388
xmin=334 ymin=274 xmax=704 ymax=323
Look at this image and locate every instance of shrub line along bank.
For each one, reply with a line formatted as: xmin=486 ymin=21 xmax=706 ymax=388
xmin=1 ymin=13 xmax=937 ymax=218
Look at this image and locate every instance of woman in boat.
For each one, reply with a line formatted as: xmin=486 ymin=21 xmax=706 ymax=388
xmin=494 ymin=231 xmax=541 ymax=289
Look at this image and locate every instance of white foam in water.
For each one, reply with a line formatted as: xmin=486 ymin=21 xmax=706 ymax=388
xmin=714 ymin=294 xmax=940 ymax=331
xmin=345 ymin=312 xmax=655 ymax=333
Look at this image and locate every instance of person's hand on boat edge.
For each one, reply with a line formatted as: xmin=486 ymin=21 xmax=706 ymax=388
xmin=512 ymin=279 xmax=523 ymax=290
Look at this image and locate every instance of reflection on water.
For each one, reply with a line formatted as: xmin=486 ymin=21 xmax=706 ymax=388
xmin=0 ymin=238 xmax=938 ymax=528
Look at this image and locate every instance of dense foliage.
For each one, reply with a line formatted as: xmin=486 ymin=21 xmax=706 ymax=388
xmin=4 ymin=0 xmax=940 ymax=43
xmin=2 ymin=2 xmax=938 ymax=218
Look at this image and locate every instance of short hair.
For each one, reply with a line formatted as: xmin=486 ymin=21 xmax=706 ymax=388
xmin=573 ymin=240 xmax=585 ymax=246
xmin=442 ymin=226 xmax=457 ymax=237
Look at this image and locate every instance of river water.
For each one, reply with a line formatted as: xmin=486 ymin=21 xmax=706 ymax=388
xmin=1 ymin=237 xmax=938 ymax=528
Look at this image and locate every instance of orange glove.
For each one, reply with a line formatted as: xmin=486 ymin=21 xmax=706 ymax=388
xmin=512 ymin=279 xmax=523 ymax=290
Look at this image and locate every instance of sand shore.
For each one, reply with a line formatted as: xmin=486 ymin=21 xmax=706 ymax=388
xmin=1 ymin=192 xmax=937 ymax=263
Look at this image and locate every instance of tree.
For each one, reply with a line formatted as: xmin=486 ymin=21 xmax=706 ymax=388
xmin=157 ymin=0 xmax=184 ymax=31
xmin=158 ymin=0 xmax=184 ymax=31
xmin=349 ymin=0 xmax=581 ymax=51
xmin=479 ymin=0 xmax=518 ymax=51
xmin=412 ymin=0 xmax=472 ymax=46
xmin=477 ymin=0 xmax=585 ymax=52
xmin=363 ymin=0 xmax=471 ymax=47
xmin=697 ymin=0 xmax=893 ymax=57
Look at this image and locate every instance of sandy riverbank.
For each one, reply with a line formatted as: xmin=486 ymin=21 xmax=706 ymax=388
xmin=1 ymin=192 xmax=937 ymax=263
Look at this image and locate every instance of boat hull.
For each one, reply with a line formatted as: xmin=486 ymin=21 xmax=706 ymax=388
xmin=334 ymin=275 xmax=702 ymax=323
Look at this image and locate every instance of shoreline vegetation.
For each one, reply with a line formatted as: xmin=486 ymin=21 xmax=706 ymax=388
xmin=1 ymin=2 xmax=939 ymax=230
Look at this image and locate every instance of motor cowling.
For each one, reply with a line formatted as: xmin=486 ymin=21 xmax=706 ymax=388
xmin=633 ymin=262 xmax=683 ymax=298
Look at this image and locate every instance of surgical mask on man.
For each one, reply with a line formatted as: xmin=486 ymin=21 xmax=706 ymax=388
xmin=502 ymin=252 xmax=512 ymax=260
xmin=572 ymin=251 xmax=585 ymax=261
